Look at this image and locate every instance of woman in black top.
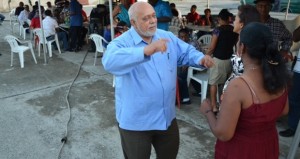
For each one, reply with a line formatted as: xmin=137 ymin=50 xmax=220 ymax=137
xmin=206 ymin=9 xmax=238 ymax=112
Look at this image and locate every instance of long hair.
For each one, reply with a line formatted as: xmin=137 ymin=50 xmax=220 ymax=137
xmin=240 ymin=22 xmax=290 ymax=94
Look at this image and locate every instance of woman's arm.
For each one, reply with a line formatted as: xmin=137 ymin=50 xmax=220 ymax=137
xmin=200 ymin=78 xmax=243 ymax=141
xmin=206 ymin=34 xmax=218 ymax=56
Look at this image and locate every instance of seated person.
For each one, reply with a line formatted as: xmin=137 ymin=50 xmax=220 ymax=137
xmin=186 ymin=5 xmax=201 ymax=25
xmin=60 ymin=1 xmax=70 ymax=25
xmin=53 ymin=8 xmax=64 ymax=24
xmin=28 ymin=5 xmax=38 ymax=20
xmin=89 ymin=4 xmax=109 ymax=36
xmin=15 ymin=2 xmax=25 ymax=16
xmin=202 ymin=8 xmax=215 ymax=27
xmin=177 ymin=28 xmax=203 ymax=104
xmin=30 ymin=10 xmax=42 ymax=29
xmin=114 ymin=21 xmax=129 ymax=38
xmin=43 ymin=10 xmax=69 ymax=52
xmin=18 ymin=5 xmax=30 ymax=27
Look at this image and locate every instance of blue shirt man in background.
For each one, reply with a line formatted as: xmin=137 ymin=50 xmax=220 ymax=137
xmin=148 ymin=0 xmax=172 ymax=31
xmin=68 ymin=0 xmax=83 ymax=51
xmin=102 ymin=2 xmax=214 ymax=158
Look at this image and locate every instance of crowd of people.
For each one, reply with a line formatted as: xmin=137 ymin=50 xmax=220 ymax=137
xmin=1 ymin=0 xmax=300 ymax=158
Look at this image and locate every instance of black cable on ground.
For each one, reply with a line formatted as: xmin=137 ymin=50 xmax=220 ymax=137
xmin=57 ymin=49 xmax=90 ymax=159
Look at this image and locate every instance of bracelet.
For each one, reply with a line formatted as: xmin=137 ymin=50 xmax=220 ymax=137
xmin=205 ymin=109 xmax=213 ymax=114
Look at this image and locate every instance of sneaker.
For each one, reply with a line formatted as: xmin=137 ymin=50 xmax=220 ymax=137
xmin=181 ymin=100 xmax=191 ymax=105
xmin=66 ymin=48 xmax=75 ymax=52
xmin=279 ymin=128 xmax=295 ymax=137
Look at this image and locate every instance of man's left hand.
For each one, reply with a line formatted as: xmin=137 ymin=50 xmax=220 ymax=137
xmin=200 ymin=55 xmax=214 ymax=68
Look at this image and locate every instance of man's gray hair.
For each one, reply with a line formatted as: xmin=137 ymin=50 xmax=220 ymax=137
xmin=128 ymin=2 xmax=146 ymax=21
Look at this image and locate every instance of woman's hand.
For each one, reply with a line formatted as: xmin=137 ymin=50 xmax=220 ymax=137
xmin=200 ymin=99 xmax=212 ymax=115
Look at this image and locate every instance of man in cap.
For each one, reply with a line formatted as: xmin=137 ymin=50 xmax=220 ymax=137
xmin=255 ymin=0 xmax=292 ymax=61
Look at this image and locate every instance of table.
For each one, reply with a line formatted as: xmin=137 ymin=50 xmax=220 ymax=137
xmin=185 ymin=23 xmax=213 ymax=32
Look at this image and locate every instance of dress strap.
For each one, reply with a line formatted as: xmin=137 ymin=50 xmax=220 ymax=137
xmin=239 ymin=76 xmax=260 ymax=104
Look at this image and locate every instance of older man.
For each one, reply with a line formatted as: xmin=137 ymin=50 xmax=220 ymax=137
xmin=255 ymin=0 xmax=292 ymax=60
xmin=102 ymin=2 xmax=214 ymax=158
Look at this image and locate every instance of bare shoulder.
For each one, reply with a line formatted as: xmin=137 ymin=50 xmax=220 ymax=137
xmin=222 ymin=77 xmax=252 ymax=106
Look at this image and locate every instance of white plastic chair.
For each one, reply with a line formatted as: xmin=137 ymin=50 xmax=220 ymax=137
xmin=186 ymin=34 xmax=212 ymax=102
xmin=20 ymin=19 xmax=31 ymax=40
xmin=4 ymin=35 xmax=37 ymax=68
xmin=33 ymin=28 xmax=61 ymax=57
xmin=197 ymin=34 xmax=212 ymax=45
xmin=9 ymin=8 xmax=18 ymax=26
xmin=89 ymin=34 xmax=108 ymax=66
xmin=187 ymin=67 xmax=209 ymax=102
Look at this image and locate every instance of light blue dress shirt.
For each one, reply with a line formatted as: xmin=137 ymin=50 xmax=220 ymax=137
xmin=102 ymin=27 xmax=205 ymax=131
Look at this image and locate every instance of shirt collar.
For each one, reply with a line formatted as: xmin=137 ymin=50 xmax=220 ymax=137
xmin=129 ymin=27 xmax=161 ymax=45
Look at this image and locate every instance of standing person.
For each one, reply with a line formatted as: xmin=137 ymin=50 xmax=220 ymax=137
xmin=102 ymin=2 xmax=214 ymax=158
xmin=169 ymin=3 xmax=182 ymax=19
xmin=46 ymin=1 xmax=56 ymax=14
xmin=112 ymin=0 xmax=131 ymax=27
xmin=68 ymin=0 xmax=83 ymax=52
xmin=279 ymin=26 xmax=300 ymax=137
xmin=200 ymin=22 xmax=290 ymax=159
xmin=206 ymin=9 xmax=238 ymax=113
xmin=255 ymin=0 xmax=292 ymax=61
xmin=169 ymin=9 xmax=184 ymax=28
xmin=148 ymin=0 xmax=172 ymax=31
xmin=186 ymin=5 xmax=200 ymax=25
xmin=222 ymin=5 xmax=261 ymax=97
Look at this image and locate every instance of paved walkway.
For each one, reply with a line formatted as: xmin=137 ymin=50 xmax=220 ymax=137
xmin=0 ymin=14 xmax=299 ymax=158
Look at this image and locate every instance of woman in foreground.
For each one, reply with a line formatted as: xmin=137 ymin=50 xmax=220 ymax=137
xmin=200 ymin=22 xmax=290 ymax=159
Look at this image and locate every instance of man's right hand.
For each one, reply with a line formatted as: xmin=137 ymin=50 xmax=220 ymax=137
xmin=144 ymin=38 xmax=169 ymax=56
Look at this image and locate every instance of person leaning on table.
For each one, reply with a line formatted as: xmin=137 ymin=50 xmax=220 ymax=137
xmin=102 ymin=2 xmax=214 ymax=159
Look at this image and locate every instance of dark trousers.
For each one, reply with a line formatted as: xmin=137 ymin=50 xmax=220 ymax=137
xmin=118 ymin=119 xmax=179 ymax=159
xmin=288 ymin=72 xmax=300 ymax=130
xmin=69 ymin=26 xmax=82 ymax=50
xmin=78 ymin=27 xmax=88 ymax=47
xmin=178 ymin=67 xmax=190 ymax=99
xmin=178 ymin=67 xmax=202 ymax=99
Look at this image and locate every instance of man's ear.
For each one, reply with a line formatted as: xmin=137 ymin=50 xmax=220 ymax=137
xmin=130 ymin=19 xmax=135 ymax=27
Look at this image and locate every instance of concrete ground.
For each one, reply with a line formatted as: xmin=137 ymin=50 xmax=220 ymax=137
xmin=0 ymin=12 xmax=299 ymax=159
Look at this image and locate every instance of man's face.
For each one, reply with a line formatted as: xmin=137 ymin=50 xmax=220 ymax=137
xmin=190 ymin=7 xmax=196 ymax=13
xmin=178 ymin=32 xmax=189 ymax=43
xmin=131 ymin=4 xmax=157 ymax=38
xmin=256 ymin=1 xmax=271 ymax=18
